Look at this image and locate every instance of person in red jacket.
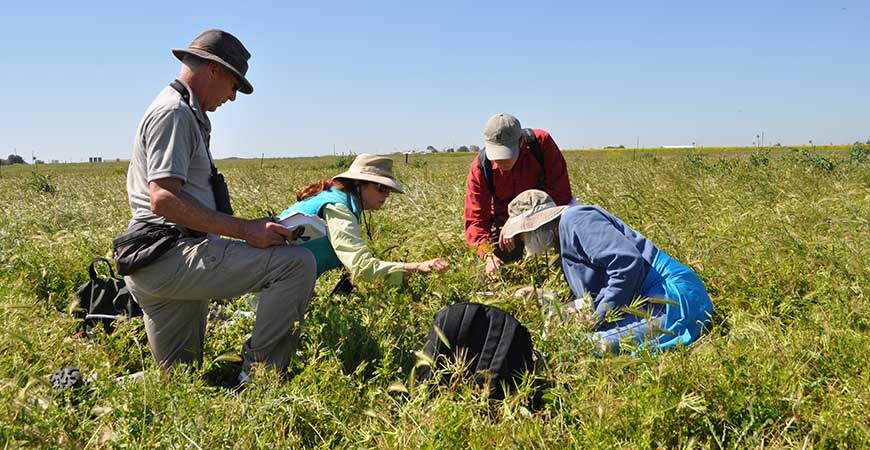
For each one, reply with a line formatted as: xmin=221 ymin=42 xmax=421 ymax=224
xmin=464 ymin=113 xmax=573 ymax=278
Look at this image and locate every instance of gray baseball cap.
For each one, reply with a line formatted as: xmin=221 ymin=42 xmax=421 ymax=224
xmin=483 ymin=113 xmax=522 ymax=161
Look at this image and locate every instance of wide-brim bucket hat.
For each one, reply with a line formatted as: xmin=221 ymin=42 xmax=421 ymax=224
xmin=502 ymin=189 xmax=570 ymax=239
xmin=172 ymin=28 xmax=254 ymax=94
xmin=334 ymin=154 xmax=404 ymax=193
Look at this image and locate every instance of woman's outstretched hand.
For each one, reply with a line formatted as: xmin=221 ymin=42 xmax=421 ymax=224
xmin=406 ymin=258 xmax=450 ymax=274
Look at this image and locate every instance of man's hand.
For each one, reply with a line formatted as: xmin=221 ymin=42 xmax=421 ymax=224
xmin=498 ymin=227 xmax=516 ymax=252
xmin=484 ymin=254 xmax=503 ymax=279
xmin=242 ymin=217 xmax=292 ymax=248
xmin=149 ymin=179 xmax=291 ymax=248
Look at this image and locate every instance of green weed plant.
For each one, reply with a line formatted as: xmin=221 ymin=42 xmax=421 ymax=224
xmin=0 ymin=148 xmax=867 ymax=448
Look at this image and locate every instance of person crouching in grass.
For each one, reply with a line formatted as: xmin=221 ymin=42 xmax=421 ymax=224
xmin=505 ymin=190 xmax=713 ymax=353
xmin=279 ymin=154 xmax=449 ymax=287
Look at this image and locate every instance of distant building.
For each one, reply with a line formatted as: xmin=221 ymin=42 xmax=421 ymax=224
xmin=51 ymin=160 xmax=59 ymax=164
xmin=88 ymin=157 xmax=103 ymax=163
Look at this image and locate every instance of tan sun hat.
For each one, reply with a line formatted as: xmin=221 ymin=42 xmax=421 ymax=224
xmin=334 ymin=154 xmax=404 ymax=193
xmin=501 ymin=190 xmax=570 ymax=239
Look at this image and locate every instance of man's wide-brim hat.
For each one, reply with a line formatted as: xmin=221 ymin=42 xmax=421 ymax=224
xmin=334 ymin=154 xmax=405 ymax=193
xmin=502 ymin=189 xmax=569 ymax=239
xmin=172 ymin=28 xmax=254 ymax=95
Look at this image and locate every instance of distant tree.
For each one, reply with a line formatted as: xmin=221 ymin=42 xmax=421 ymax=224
xmin=446 ymin=148 xmax=455 ymax=153
xmin=426 ymin=145 xmax=437 ymax=153
xmin=7 ymin=154 xmax=25 ymax=165
xmin=469 ymin=145 xmax=481 ymax=153
xmin=457 ymin=145 xmax=469 ymax=152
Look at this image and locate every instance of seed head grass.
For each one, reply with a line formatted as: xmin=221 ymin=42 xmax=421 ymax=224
xmin=0 ymin=147 xmax=867 ymax=448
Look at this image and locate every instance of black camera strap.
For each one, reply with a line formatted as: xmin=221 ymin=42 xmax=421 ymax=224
xmin=169 ymin=80 xmax=233 ymax=215
xmin=169 ymin=80 xmax=217 ymax=175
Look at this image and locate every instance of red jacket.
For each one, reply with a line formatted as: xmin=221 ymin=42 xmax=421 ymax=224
xmin=464 ymin=129 xmax=573 ymax=256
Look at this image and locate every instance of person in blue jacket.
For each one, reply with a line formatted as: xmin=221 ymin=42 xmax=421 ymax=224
xmin=279 ymin=154 xmax=448 ymax=286
xmin=503 ymin=190 xmax=713 ymax=353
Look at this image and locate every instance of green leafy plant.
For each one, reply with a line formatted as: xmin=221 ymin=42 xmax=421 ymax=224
xmin=0 ymin=148 xmax=867 ymax=448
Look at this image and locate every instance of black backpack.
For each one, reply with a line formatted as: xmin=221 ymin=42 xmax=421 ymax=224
xmin=70 ymin=257 xmax=143 ymax=335
xmin=479 ymin=128 xmax=546 ymax=197
xmin=419 ymin=302 xmax=537 ymax=400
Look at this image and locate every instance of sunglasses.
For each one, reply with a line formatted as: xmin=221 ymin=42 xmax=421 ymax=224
xmin=217 ymin=65 xmax=240 ymax=92
xmin=369 ymin=181 xmax=393 ymax=194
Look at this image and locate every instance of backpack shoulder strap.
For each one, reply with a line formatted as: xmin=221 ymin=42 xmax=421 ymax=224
xmin=486 ymin=314 xmax=521 ymax=378
xmin=435 ymin=302 xmax=480 ymax=353
xmin=473 ymin=308 xmax=510 ymax=376
xmin=478 ymin=147 xmax=495 ymax=195
xmin=523 ymin=128 xmax=546 ymax=188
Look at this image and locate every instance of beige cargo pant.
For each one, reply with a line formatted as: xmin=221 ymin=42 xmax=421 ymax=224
xmin=125 ymin=235 xmax=316 ymax=373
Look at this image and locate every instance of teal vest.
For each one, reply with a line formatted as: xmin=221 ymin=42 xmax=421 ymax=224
xmin=280 ymin=187 xmax=362 ymax=276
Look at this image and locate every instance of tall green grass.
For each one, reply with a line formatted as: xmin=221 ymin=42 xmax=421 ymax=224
xmin=0 ymin=146 xmax=867 ymax=448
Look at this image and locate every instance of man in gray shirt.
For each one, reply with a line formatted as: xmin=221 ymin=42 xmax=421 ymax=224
xmin=123 ymin=29 xmax=316 ymax=383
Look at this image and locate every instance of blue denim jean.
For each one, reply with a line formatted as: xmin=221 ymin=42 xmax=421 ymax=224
xmin=560 ymin=249 xmax=712 ymax=354
xmin=592 ymin=313 xmax=666 ymax=354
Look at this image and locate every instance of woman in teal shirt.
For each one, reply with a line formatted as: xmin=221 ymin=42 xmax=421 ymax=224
xmin=280 ymin=154 xmax=448 ymax=285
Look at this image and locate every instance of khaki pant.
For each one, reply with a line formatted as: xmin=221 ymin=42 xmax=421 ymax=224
xmin=125 ymin=236 xmax=316 ymax=373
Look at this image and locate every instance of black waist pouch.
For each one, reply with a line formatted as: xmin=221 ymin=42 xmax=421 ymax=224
xmin=113 ymin=221 xmax=183 ymax=276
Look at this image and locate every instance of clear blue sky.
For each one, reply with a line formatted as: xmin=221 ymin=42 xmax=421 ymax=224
xmin=2 ymin=0 xmax=868 ymax=162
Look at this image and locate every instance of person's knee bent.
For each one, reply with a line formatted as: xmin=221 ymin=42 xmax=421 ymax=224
xmin=274 ymin=245 xmax=317 ymax=286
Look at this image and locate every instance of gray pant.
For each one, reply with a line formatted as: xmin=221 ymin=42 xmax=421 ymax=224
xmin=125 ymin=236 xmax=316 ymax=373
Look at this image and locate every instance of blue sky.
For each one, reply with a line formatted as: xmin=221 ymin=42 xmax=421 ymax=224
xmin=1 ymin=0 xmax=868 ymax=162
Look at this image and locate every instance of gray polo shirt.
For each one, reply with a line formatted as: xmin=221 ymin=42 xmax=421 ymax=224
xmin=126 ymin=80 xmax=215 ymax=230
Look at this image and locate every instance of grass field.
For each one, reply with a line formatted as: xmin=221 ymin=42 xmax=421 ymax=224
xmin=1 ymin=145 xmax=868 ymax=449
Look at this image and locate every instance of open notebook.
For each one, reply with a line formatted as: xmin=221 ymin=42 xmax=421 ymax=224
xmin=276 ymin=210 xmax=328 ymax=244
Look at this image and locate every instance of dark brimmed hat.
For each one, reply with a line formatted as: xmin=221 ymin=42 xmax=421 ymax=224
xmin=172 ymin=28 xmax=254 ymax=95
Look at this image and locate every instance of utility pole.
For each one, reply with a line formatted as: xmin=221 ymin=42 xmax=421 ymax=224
xmin=635 ymin=136 xmax=639 ymax=160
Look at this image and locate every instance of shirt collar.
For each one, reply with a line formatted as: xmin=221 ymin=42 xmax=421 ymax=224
xmin=174 ymin=79 xmax=211 ymax=132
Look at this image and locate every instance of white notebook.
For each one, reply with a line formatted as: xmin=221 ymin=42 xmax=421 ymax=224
xmin=276 ymin=210 xmax=328 ymax=244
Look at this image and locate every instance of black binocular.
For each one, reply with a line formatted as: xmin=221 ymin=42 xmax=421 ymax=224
xmin=210 ymin=172 xmax=234 ymax=216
